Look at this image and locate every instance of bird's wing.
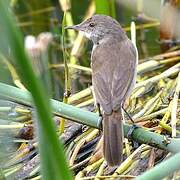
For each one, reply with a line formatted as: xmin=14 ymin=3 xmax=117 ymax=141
xmin=111 ymin=39 xmax=137 ymax=110
xmin=91 ymin=39 xmax=137 ymax=114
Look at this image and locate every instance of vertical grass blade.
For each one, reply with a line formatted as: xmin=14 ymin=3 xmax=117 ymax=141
xmin=0 ymin=1 xmax=72 ymax=180
xmin=95 ymin=0 xmax=110 ymax=15
xmin=60 ymin=12 xmax=71 ymax=133
xmin=109 ymin=0 xmax=116 ymax=18
xmin=95 ymin=0 xmax=116 ymax=18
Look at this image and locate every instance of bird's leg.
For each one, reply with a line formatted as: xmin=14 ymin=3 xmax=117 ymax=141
xmin=122 ymin=106 xmax=139 ymax=140
xmin=97 ymin=103 xmax=102 ymax=117
xmin=122 ymin=106 xmax=134 ymax=124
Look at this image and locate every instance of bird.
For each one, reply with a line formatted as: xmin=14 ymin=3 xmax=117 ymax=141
xmin=66 ymin=14 xmax=137 ymax=166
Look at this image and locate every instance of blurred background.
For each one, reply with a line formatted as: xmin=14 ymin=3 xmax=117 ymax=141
xmin=1 ymin=0 xmax=179 ymax=100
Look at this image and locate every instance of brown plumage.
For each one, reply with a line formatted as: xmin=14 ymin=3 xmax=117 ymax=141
xmin=92 ymin=35 xmax=136 ymax=165
xmin=66 ymin=15 xmax=137 ymax=166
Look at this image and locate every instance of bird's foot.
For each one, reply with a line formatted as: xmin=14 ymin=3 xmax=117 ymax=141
xmin=127 ymin=124 xmax=139 ymax=139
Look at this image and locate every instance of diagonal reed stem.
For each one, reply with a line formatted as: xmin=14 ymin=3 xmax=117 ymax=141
xmin=0 ymin=82 xmax=180 ymax=153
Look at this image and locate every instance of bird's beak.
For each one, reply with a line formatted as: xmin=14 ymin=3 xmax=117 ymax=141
xmin=65 ymin=24 xmax=81 ymax=31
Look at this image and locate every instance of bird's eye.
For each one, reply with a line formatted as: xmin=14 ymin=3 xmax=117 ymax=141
xmin=89 ymin=23 xmax=95 ymax=27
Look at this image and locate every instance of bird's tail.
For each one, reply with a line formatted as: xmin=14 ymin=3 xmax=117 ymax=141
xmin=103 ymin=110 xmax=123 ymax=166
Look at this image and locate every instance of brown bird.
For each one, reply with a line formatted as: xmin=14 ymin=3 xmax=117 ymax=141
xmin=66 ymin=15 xmax=137 ymax=166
